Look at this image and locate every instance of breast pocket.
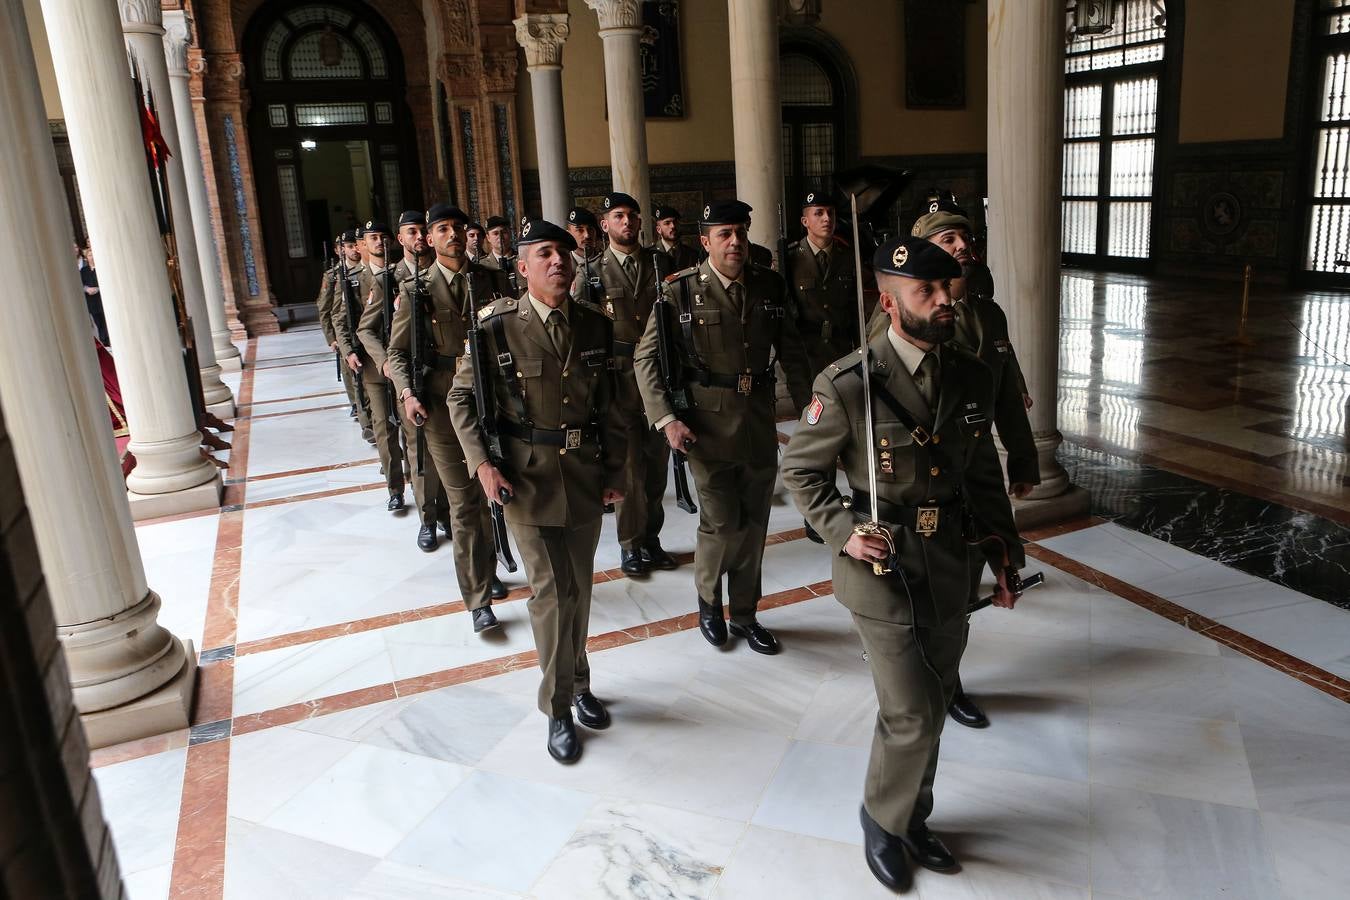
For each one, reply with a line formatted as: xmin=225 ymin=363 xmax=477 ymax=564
xmin=691 ymin=308 xmax=724 ymax=356
xmin=870 ymin=421 xmax=916 ymax=485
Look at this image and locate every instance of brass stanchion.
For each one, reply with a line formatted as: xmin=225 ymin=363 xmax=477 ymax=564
xmin=1226 ymin=262 xmax=1256 ymax=348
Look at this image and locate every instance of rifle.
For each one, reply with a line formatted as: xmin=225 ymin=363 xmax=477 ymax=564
xmin=967 ymin=571 xmax=1044 ymax=614
xmin=324 ymin=241 xmax=341 ymax=382
xmin=337 ymin=247 xmax=371 ymax=419
xmin=465 ymin=268 xmax=519 ymax=573
xmin=651 ymin=253 xmax=697 ymax=514
xmin=408 ymin=255 xmax=428 ymax=476
xmin=378 ymin=264 xmax=403 ymax=437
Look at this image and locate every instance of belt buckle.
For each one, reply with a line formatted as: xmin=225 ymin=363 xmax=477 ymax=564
xmin=737 ymin=374 xmax=753 ymax=394
xmin=565 ymin=428 xmax=582 ymax=449
xmin=916 ymin=506 xmax=939 ymax=537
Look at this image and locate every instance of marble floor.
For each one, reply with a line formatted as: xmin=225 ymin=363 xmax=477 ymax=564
xmin=91 ymin=272 xmax=1349 ymax=899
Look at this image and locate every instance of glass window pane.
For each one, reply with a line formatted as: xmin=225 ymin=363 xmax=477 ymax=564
xmin=781 ymin=54 xmax=832 ymax=105
xmin=381 ymin=161 xmax=403 ymax=220
xmin=1321 ymin=53 xmax=1350 ymax=123
xmin=268 ymin=104 xmax=288 ymax=127
xmin=1063 ymin=142 xmax=1100 ymax=196
xmin=1112 ymin=77 xmax=1158 ymax=135
xmin=288 ymin=31 xmax=364 ymax=80
xmin=1064 ymin=84 xmax=1103 ymax=138
xmin=801 ymin=123 xmax=835 ymax=178
xmin=1312 ymin=127 xmax=1350 ymax=198
xmin=276 ymin=165 xmax=307 ymax=259
xmin=1062 ymin=200 xmax=1098 ymax=254
xmin=262 ymin=23 xmax=288 ymax=80
xmin=374 ymin=102 xmax=393 ymax=125
xmin=293 ymin=102 xmax=367 ymax=126
xmin=1305 ymin=203 xmax=1350 ymax=272
xmin=1107 ymin=201 xmax=1151 ymax=257
xmin=287 ymin=6 xmax=352 ymax=28
xmin=1109 ymin=138 xmax=1155 ymax=196
xmin=352 ymin=24 xmax=388 ymax=78
xmin=782 ymin=125 xmax=793 ymax=176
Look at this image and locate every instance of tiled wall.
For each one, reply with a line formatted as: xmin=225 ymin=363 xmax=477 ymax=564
xmin=0 ymin=407 xmax=124 ymax=899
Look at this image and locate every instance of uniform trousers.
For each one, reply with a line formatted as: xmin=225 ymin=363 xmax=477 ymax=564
xmin=851 ymin=609 xmax=967 ymax=836
xmin=514 ymin=518 xmax=603 ymax=717
xmin=360 ymin=365 xmax=404 ymax=494
xmin=687 ymin=456 xmax=776 ymax=624
xmin=340 ymin=359 xmax=372 ymax=431
xmin=613 ymin=370 xmax=669 ymax=551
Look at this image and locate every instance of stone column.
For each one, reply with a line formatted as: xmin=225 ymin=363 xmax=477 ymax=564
xmin=122 ymin=0 xmax=234 ymax=418
xmin=728 ymin=0 xmax=784 ymax=254
xmin=585 ymin=0 xmax=651 ymax=242
xmin=986 ymin=0 xmax=1090 ymax=528
xmin=39 ymin=0 xmax=222 ymax=518
xmin=515 ymin=13 xmax=572 ymax=224
xmin=164 ymin=10 xmax=242 ymax=373
xmin=3 ymin=0 xmax=195 ymax=748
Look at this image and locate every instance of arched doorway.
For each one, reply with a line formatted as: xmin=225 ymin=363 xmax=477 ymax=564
xmin=779 ymin=38 xmax=855 ymax=238
xmin=243 ymin=1 xmax=422 ymax=306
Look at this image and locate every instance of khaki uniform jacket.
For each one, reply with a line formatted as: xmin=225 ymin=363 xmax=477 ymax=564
xmin=633 ymin=260 xmax=814 ymax=464
xmin=785 ymin=236 xmax=863 ymax=362
xmin=478 ymin=253 xmax=521 ymax=295
xmin=780 ymin=334 xmax=1024 ymax=627
xmin=593 ymin=246 xmax=674 ymax=347
xmin=316 ymin=266 xmax=339 ymax=345
xmin=658 ymin=239 xmax=700 ymax=272
xmin=327 ymin=262 xmax=366 ymax=353
xmin=385 ymin=261 xmax=510 ymax=400
xmin=448 ymin=296 xmax=627 ymax=528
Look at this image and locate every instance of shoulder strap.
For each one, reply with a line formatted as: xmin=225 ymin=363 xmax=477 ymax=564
xmin=485 ymin=313 xmax=530 ymax=426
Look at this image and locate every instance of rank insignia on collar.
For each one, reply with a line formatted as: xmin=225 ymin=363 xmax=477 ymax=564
xmin=805 ymin=393 xmax=824 ymax=425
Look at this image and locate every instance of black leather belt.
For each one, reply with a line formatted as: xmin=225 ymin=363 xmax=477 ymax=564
xmin=613 ymin=341 xmax=636 ymax=357
xmin=500 ymin=418 xmax=600 ymax=448
xmin=683 ymin=367 xmax=774 ymax=394
xmin=849 ymin=492 xmax=961 ymax=537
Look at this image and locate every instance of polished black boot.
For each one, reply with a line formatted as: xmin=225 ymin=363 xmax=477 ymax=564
xmin=438 ymin=518 xmax=452 ymax=538
xmin=620 ymin=547 xmax=650 ymax=576
xmin=947 ymin=688 xmax=989 ymax=728
xmin=490 ymin=576 xmax=509 ymax=600
xmin=728 ymin=619 xmax=781 ymax=655
xmin=697 ymin=598 xmax=728 ymax=647
xmin=860 ymin=806 xmax=911 ymax=892
xmin=471 ymin=606 xmax=499 ymax=634
xmin=900 ymin=823 xmax=957 ymax=872
xmin=547 ymin=716 xmax=581 ymax=763
xmin=641 ymin=540 xmax=678 ymax=571
xmin=387 ymin=491 xmax=405 ymax=512
xmin=573 ymin=692 xmax=611 ymax=730
xmin=416 ymin=523 xmax=438 ymax=552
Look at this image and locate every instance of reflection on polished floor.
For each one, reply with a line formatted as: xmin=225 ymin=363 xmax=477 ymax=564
xmin=92 ymin=273 xmax=1348 ymax=899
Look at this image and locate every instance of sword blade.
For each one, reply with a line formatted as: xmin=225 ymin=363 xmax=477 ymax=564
xmin=849 ymin=193 xmax=880 ymax=525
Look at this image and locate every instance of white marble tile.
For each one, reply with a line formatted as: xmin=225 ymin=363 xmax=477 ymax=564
xmin=914 ymin=867 xmax=1087 ymax=900
xmin=123 ymin=863 xmax=172 ymax=900
xmin=244 ymin=391 xmax=348 ymax=417
xmin=220 ymin=367 xmax=242 ymax=396
xmin=1089 ymin=708 xmax=1257 ymax=808
xmin=751 ymin=739 xmax=869 ymax=845
xmin=243 ymin=463 xmax=385 ymax=504
xmin=134 ymin=511 xmax=219 ymax=649
xmin=711 ymin=826 xmax=898 ymax=900
xmin=1261 ymin=812 xmax=1350 ymax=900
xmin=252 ymin=329 xmax=328 ymax=362
xmin=357 ymin=685 xmax=536 ymax=766
xmin=792 ymin=667 xmax=878 ymax=748
xmin=251 ymin=359 xmax=345 ymax=402
xmin=1088 ymin=784 xmax=1279 ymax=900
xmin=348 ymin=861 xmax=522 ymax=899
xmin=1222 ymin=649 xmax=1350 ymax=740
xmin=246 ymin=404 xmax=376 ymax=477
xmin=1088 ymin=592 xmax=1220 ymax=657
xmin=1160 ymin=575 xmax=1311 ymax=620
xmin=224 ymin=818 xmax=379 ymax=900
xmin=1241 ymin=724 xmax=1350 ymax=826
xmin=666 ymin=646 xmax=828 ymax=738
xmin=92 ymin=748 xmax=187 ymax=875
xmin=1038 ymin=523 xmax=1201 ymax=588
xmin=1088 ymin=643 xmax=1235 ymax=721
xmin=531 ymin=799 xmax=745 ymax=900
xmin=263 ymin=744 xmax=467 ymax=856
xmin=958 ymin=631 xmax=1093 ymax=706
xmin=232 ymin=630 xmax=396 ymax=717
xmin=386 ymin=770 xmax=595 ymax=893
xmin=966 ymin=568 xmax=1093 ymax=643
xmin=227 ymin=727 xmax=358 ymax=822
xmin=1214 ymin=600 xmax=1350 ymax=678
xmin=937 ymin=694 xmax=1090 ymax=783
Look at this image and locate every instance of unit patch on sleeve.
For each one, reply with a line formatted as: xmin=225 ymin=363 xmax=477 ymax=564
xmin=805 ymin=393 xmax=824 ymax=425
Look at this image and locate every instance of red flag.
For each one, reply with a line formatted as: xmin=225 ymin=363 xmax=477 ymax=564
xmin=140 ymin=102 xmax=172 ymax=168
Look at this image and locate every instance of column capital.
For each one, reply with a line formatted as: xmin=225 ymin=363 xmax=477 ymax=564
xmin=585 ymin=0 xmax=642 ymax=34
xmin=119 ymin=0 xmax=164 ymax=34
xmin=162 ymin=10 xmax=192 ymax=77
xmin=514 ymin=13 xmax=571 ymax=69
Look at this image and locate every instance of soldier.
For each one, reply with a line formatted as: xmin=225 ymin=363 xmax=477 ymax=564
xmin=593 ymin=193 xmax=676 ymax=575
xmin=393 ymin=209 xmax=433 ymax=282
xmin=781 ymin=235 xmax=1027 ymax=892
xmin=387 ymin=203 xmax=509 ymax=631
xmin=466 ymin=221 xmax=485 ymax=264
xmin=566 ymin=206 xmax=604 ymax=298
xmin=322 ymin=231 xmax=373 ymax=442
xmin=653 ymin=205 xmax=699 ymax=270
xmin=336 ymin=220 xmax=406 ymax=511
xmin=634 ymin=200 xmax=812 ymax=654
xmin=480 ymin=215 xmax=520 ymax=295
xmin=449 ymin=218 xmax=626 ymax=764
xmin=785 ymin=189 xmax=864 ymax=377
xmin=911 ymin=196 xmax=1039 ymax=730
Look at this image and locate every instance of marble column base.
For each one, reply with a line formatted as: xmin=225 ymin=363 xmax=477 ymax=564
xmin=206 ymin=398 xmax=236 ymax=419
xmin=80 ymin=639 xmax=196 ymax=749
xmin=127 ymin=471 xmax=222 ymax=520
xmin=217 ymin=353 xmax=243 ymax=373
xmin=1012 ymin=483 xmax=1091 ymax=532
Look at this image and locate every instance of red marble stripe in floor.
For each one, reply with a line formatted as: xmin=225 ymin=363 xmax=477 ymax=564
xmin=167 ymin=739 xmax=231 ymax=898
xmin=243 ymin=457 xmax=381 ymax=483
xmin=244 ymin=402 xmax=351 ymax=422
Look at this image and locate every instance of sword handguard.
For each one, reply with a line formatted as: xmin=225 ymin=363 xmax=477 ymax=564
xmin=853 ymin=520 xmax=896 ymax=576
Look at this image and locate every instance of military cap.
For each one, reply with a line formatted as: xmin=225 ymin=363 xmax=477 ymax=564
xmin=467 ymin=221 xmax=485 ymax=234
xmin=426 ymin=203 xmax=469 ymax=228
xmin=485 ymin=215 xmax=510 ymax=230
xmin=516 ymin=218 xmax=577 ymax=252
xmin=873 ymin=236 xmax=962 ymax=280
xmin=567 ymin=207 xmax=599 ymax=228
xmin=653 ymin=205 xmax=680 ymax=222
xmin=601 ymin=192 xmax=640 ymax=213
xmin=397 ymin=210 xmax=424 ymax=228
xmin=700 ymin=199 xmax=753 ymax=226
xmin=800 ymin=188 xmax=836 ymax=210
xmin=363 ymin=219 xmax=390 ymax=235
xmin=338 ymin=229 xmax=358 ymax=243
xmin=354 ymin=226 xmax=365 ymax=238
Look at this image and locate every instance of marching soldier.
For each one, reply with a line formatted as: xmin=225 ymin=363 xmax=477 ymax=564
xmin=911 ymin=195 xmax=1040 ymax=730
xmin=480 ymin=215 xmax=520 ymax=294
xmin=781 ymin=235 xmax=1027 ymax=892
xmin=448 ymin=219 xmax=626 ymax=764
xmin=394 ymin=209 xmax=433 ymax=282
xmin=336 ymin=220 xmax=405 ymax=511
xmin=566 ymin=206 xmax=604 ymax=298
xmin=387 ymin=203 xmax=509 ymax=631
xmin=634 ymin=200 xmax=812 ymax=655
xmin=594 ymin=193 xmax=676 ymax=575
xmin=653 ymin=205 xmax=699 ymax=270
xmin=323 ymin=231 xmax=373 ymax=442
xmin=466 ymin=221 xmax=486 ymax=264
xmin=785 ymin=189 xmax=863 ymax=378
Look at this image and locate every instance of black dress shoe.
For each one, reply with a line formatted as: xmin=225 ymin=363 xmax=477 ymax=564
xmin=728 ymin=620 xmax=781 ymax=655
xmin=471 ymin=606 xmax=499 ymax=633
xmin=490 ymin=576 xmax=509 ymax=600
xmin=416 ymin=524 xmax=438 ymax=552
xmin=900 ymin=823 xmax=957 ymax=872
xmin=573 ymin=692 xmax=611 ymax=730
xmin=348 ymin=405 xmax=357 ymax=418
xmin=641 ymin=541 xmax=678 ymax=571
xmin=697 ymin=599 xmax=728 ymax=647
xmin=804 ymin=519 xmax=825 ymax=544
xmin=860 ymin=806 xmax=912 ymax=892
xmin=947 ymin=688 xmax=989 ymax=728
xmin=547 ymin=716 xmax=581 ymax=764
xmin=620 ymin=548 xmax=650 ymax=576
xmin=438 ymin=519 xmax=452 ymax=538
xmin=387 ymin=492 xmax=405 ymax=512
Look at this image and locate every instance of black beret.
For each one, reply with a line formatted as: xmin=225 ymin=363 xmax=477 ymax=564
xmin=567 ymin=207 xmax=598 ymax=228
xmin=397 ymin=210 xmax=424 ymax=228
xmin=601 ymin=192 xmax=640 ymax=213
xmin=653 ymin=205 xmax=680 ymax=222
xmin=700 ymin=199 xmax=753 ymax=226
xmin=485 ymin=215 xmax=510 ymax=230
xmin=338 ymin=230 xmax=358 ymax=243
xmin=516 ymin=218 xmax=577 ymax=252
xmin=800 ymin=188 xmax=836 ymax=209
xmin=466 ymin=221 xmax=484 ymax=233
xmin=363 ymin=219 xmax=390 ymax=235
xmin=873 ymin=236 xmax=962 ymax=280
xmin=354 ymin=226 xmax=365 ymax=238
xmin=426 ymin=204 xmax=469 ymax=228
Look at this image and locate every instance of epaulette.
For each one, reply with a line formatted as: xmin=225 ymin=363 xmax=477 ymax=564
xmin=477 ymin=296 xmax=517 ymax=320
xmin=825 ymin=351 xmax=864 ymax=380
xmin=574 ymin=297 xmax=612 ymax=320
xmin=666 ymin=264 xmax=700 ymax=283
